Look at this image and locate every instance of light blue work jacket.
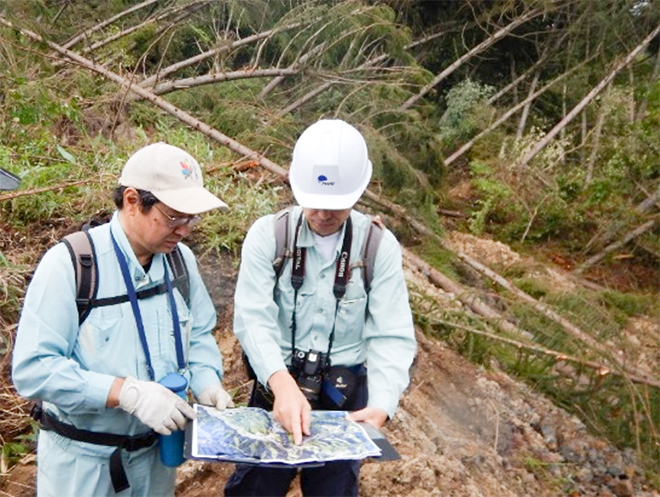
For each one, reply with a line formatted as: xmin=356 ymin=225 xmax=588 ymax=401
xmin=234 ymin=207 xmax=416 ymax=417
xmin=12 ymin=213 xmax=223 ymax=455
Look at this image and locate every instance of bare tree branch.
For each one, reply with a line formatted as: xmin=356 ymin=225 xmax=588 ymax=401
xmin=147 ymin=67 xmax=301 ymax=96
xmin=139 ymin=22 xmax=303 ymax=89
xmin=61 ymin=0 xmax=160 ymax=50
xmin=259 ymin=42 xmax=327 ymax=98
xmin=427 ymin=318 xmax=660 ymax=389
xmin=573 ymin=218 xmax=659 ymax=275
xmin=0 ymin=17 xmax=288 ymax=179
xmin=78 ymin=1 xmax=206 ymax=57
xmin=0 ymin=180 xmax=95 ymax=202
xmin=444 ymin=53 xmax=598 ymax=167
xmin=400 ymin=8 xmax=543 ymax=111
xmin=515 ymin=22 xmax=660 ymax=170
xmin=273 ymin=81 xmax=333 ymax=120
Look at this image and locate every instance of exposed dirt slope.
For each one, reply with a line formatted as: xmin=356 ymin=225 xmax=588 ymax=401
xmin=173 ymin=238 xmax=659 ymax=497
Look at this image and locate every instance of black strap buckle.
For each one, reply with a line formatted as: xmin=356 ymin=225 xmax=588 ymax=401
xmin=30 ymin=401 xmax=44 ymax=422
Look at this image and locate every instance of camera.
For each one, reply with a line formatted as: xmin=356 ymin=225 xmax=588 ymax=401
xmin=290 ymin=349 xmax=329 ymax=406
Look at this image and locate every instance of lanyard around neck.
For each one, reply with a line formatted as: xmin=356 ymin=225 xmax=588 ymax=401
xmin=111 ymin=232 xmax=185 ymax=381
xmin=289 ymin=213 xmax=352 ymax=359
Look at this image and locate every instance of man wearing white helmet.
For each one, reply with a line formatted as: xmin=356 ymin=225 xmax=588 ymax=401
xmin=227 ymin=120 xmax=417 ymax=496
xmin=13 ymin=143 xmax=234 ymax=497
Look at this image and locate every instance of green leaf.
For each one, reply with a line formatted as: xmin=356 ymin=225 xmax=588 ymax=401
xmin=56 ymin=145 xmax=77 ymax=165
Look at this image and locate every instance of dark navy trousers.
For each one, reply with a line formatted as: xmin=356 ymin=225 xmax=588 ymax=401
xmin=224 ymin=371 xmax=368 ymax=497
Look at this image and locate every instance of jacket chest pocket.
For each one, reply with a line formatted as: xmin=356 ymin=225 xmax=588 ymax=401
xmin=155 ymin=291 xmax=192 ymax=365
xmin=75 ymin=306 xmax=128 ymax=374
xmin=335 ymin=280 xmax=367 ymax=339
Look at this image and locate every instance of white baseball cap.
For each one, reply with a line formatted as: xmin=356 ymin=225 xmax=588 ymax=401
xmin=118 ymin=142 xmax=228 ymax=214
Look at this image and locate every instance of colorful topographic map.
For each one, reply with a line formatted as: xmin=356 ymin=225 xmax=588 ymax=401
xmin=190 ymin=404 xmax=381 ymax=464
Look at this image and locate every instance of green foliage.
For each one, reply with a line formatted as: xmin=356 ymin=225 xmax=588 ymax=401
xmin=510 ymin=275 xmax=551 ymax=300
xmin=195 ymin=172 xmax=283 ymax=256
xmin=413 ymin=241 xmax=457 ymax=279
xmin=598 ymin=289 xmax=660 ymax=318
xmin=0 ymin=420 xmax=38 ymax=469
xmin=467 ymin=160 xmax=513 ymax=234
xmin=438 ymin=79 xmax=496 ymax=149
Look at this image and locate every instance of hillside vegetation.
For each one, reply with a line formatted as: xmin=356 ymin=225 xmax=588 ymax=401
xmin=0 ymin=1 xmax=658 ymax=494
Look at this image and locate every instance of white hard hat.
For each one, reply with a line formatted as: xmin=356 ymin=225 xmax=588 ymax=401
xmin=289 ymin=119 xmax=372 ymax=210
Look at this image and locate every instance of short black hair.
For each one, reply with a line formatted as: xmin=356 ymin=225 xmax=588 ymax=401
xmin=113 ymin=186 xmax=158 ymax=213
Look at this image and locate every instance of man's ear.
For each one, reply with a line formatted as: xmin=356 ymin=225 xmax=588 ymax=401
xmin=123 ymin=187 xmax=140 ymax=215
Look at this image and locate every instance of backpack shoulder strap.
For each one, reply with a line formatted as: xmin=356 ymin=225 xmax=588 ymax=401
xmin=61 ymin=230 xmax=98 ymax=325
xmin=166 ymin=246 xmax=190 ymax=306
xmin=360 ymin=215 xmax=385 ymax=294
xmin=273 ymin=207 xmax=293 ymax=279
xmin=271 ymin=209 xmax=385 ymax=292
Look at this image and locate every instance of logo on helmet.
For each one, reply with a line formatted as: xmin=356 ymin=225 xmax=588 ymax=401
xmin=317 ymin=174 xmax=335 ymax=186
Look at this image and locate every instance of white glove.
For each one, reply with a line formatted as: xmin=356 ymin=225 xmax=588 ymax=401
xmin=198 ymin=383 xmax=235 ymax=410
xmin=118 ymin=376 xmax=196 ymax=435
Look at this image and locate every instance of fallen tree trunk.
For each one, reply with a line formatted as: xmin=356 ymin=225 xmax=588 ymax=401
xmin=61 ymin=0 xmax=160 ymax=50
xmin=0 ymin=17 xmax=289 ymax=180
xmin=400 ymin=8 xmax=542 ymax=111
xmin=429 ymin=318 xmax=660 ymax=389
xmin=636 ymin=183 xmax=660 ymax=213
xmin=403 ymin=250 xmax=530 ymax=339
xmin=0 ymin=179 xmax=95 ymax=202
xmin=138 ymin=22 xmax=303 ymax=90
xmin=453 ymin=250 xmax=659 ymax=383
xmin=147 ymin=68 xmax=300 ymax=96
xmin=515 ymin=22 xmax=660 ymax=170
xmin=360 ymin=188 xmax=660 ymax=384
xmin=444 ymin=52 xmax=598 ymax=167
xmin=573 ymin=218 xmax=658 ymax=275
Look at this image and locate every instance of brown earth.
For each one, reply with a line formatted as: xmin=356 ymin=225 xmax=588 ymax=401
xmin=1 ymin=231 xmax=658 ymax=497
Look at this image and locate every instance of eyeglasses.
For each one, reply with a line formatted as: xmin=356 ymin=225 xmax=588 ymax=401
xmin=153 ymin=204 xmax=201 ymax=228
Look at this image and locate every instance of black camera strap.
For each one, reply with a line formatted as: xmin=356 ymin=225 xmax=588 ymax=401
xmin=290 ymin=214 xmax=305 ymax=354
xmin=290 ymin=213 xmax=353 ymax=358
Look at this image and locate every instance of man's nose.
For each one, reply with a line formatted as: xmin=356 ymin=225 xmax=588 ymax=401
xmin=173 ymin=224 xmax=190 ymax=236
xmin=317 ymin=210 xmax=333 ymax=220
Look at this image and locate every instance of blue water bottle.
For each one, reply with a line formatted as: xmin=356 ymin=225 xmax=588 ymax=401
xmin=158 ymin=373 xmax=188 ymax=467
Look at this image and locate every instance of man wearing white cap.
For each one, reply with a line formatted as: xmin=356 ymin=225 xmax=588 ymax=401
xmin=226 ymin=120 xmax=417 ymax=496
xmin=13 ymin=142 xmax=233 ymax=497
